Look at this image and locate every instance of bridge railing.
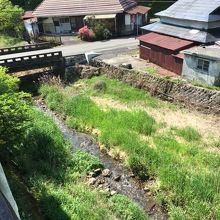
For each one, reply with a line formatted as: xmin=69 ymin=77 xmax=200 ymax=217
xmin=0 ymin=43 xmax=52 ymax=56
xmin=0 ymin=51 xmax=63 ymax=72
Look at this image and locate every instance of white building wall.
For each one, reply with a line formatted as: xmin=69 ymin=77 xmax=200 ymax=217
xmin=161 ymin=17 xmax=220 ymax=30
xmin=42 ymin=17 xmax=55 ymax=34
xmin=182 ymin=54 xmax=220 ymax=86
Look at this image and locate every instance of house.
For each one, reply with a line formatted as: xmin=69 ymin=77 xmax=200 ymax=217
xmin=22 ymin=11 xmax=39 ymax=39
xmin=182 ymin=46 xmax=220 ymax=86
xmin=138 ymin=0 xmax=220 ymax=75
xmin=33 ymin=0 xmax=151 ymax=35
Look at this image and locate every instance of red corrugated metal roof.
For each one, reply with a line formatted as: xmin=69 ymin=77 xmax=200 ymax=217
xmin=34 ymin=0 xmax=137 ymax=17
xmin=126 ymin=5 xmax=151 ymax=14
xmin=22 ymin=11 xmax=35 ymax=19
xmin=138 ymin=32 xmax=194 ymax=51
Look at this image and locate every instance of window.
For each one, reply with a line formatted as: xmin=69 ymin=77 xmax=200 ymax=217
xmin=60 ymin=18 xmax=70 ymax=23
xmin=54 ymin=21 xmax=59 ymax=27
xmin=197 ymin=58 xmax=210 ymax=73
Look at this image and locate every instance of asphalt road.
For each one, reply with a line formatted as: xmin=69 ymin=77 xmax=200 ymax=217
xmin=0 ymin=37 xmax=139 ymax=59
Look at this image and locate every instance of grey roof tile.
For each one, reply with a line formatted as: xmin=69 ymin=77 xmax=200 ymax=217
xmin=156 ymin=0 xmax=220 ymax=22
xmin=141 ymin=22 xmax=218 ymax=43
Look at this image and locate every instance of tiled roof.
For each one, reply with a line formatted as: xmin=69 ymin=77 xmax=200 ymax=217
xmin=126 ymin=5 xmax=151 ymax=15
xmin=34 ymin=0 xmax=137 ymax=17
xmin=156 ymin=0 xmax=220 ymax=22
xmin=138 ymin=32 xmax=194 ymax=51
xmin=22 ymin=11 xmax=35 ymax=19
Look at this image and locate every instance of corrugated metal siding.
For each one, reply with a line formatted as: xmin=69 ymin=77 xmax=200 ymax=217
xmin=139 ymin=42 xmax=187 ymax=75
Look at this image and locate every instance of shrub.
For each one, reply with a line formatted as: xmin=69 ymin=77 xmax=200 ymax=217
xmin=0 ymin=68 xmax=31 ymax=157
xmin=0 ymin=0 xmax=24 ymax=37
xmin=79 ymin=25 xmax=95 ymax=41
xmin=0 ymin=67 xmax=19 ymax=94
xmin=81 ymin=18 xmax=112 ymax=41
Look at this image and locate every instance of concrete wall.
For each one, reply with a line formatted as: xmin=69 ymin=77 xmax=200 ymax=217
xmin=182 ymin=54 xmax=220 ymax=86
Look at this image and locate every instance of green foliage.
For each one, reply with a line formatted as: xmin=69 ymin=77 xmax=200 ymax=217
xmin=40 ymin=76 xmax=220 ymax=220
xmin=71 ymin=150 xmax=103 ymax=173
xmin=146 ymin=66 xmax=157 ymax=75
xmin=14 ymin=108 xmax=147 ymax=220
xmin=18 ymin=109 xmax=72 ymax=180
xmin=0 ymin=0 xmax=24 ymax=36
xmin=82 ymin=76 xmax=158 ymax=107
xmin=11 ymin=0 xmax=43 ymax=10
xmin=40 ymin=84 xmax=64 ymax=111
xmin=110 ymin=194 xmax=148 ymax=220
xmin=0 ymin=67 xmax=19 ymax=94
xmin=0 ymin=35 xmax=24 ymax=47
xmin=0 ymin=68 xmax=31 ymax=152
xmin=85 ymin=17 xmax=112 ymax=40
xmin=191 ymin=80 xmax=220 ymax=91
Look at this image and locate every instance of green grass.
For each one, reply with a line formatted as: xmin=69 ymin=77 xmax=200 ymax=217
xmin=171 ymin=126 xmax=202 ymax=142
xmin=9 ymin=108 xmax=148 ymax=220
xmin=40 ymin=76 xmax=220 ymax=220
xmin=68 ymin=75 xmax=158 ymax=107
xmin=192 ymin=80 xmax=220 ymax=91
xmin=146 ymin=67 xmax=157 ymax=75
xmin=0 ymin=35 xmax=24 ymax=47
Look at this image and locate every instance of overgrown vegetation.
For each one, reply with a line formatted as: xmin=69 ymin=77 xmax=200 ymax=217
xmin=1 ymin=70 xmax=147 ymax=219
xmin=0 ymin=35 xmax=24 ymax=47
xmin=0 ymin=0 xmax=24 ymax=37
xmin=79 ymin=17 xmax=112 ymax=41
xmin=40 ymin=75 xmax=220 ymax=220
xmin=0 ymin=67 xmax=31 ymax=159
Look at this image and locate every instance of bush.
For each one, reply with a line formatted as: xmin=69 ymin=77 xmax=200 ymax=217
xmin=0 ymin=68 xmax=31 ymax=157
xmin=79 ymin=25 xmax=95 ymax=41
xmin=80 ymin=18 xmax=112 ymax=41
xmin=0 ymin=0 xmax=24 ymax=37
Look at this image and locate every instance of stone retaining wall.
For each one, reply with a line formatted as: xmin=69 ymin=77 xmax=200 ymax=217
xmin=90 ymin=59 xmax=220 ymax=115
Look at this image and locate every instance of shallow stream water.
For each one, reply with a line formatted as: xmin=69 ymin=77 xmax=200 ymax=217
xmin=35 ymin=99 xmax=167 ymax=220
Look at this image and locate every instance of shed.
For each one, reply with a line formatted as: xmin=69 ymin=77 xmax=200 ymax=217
xmin=138 ymin=32 xmax=195 ymax=74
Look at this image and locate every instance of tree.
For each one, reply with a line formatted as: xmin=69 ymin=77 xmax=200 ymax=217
xmin=0 ymin=0 xmax=24 ymax=36
xmin=11 ymin=0 xmax=43 ymax=10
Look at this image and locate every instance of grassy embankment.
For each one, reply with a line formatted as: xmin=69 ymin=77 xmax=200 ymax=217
xmin=7 ymin=108 xmax=148 ymax=220
xmin=40 ymin=75 xmax=220 ymax=220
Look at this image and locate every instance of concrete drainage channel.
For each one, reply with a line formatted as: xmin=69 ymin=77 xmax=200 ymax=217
xmin=35 ymin=99 xmax=168 ymax=220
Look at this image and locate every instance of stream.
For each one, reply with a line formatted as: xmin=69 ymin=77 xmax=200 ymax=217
xmin=35 ymin=99 xmax=168 ymax=220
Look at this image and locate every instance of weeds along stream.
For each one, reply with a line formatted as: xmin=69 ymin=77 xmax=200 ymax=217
xmin=38 ymin=75 xmax=220 ymax=219
xmin=35 ymin=98 xmax=168 ymax=220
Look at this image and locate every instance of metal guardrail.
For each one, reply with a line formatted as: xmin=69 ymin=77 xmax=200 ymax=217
xmin=0 ymin=43 xmax=52 ymax=56
xmin=0 ymin=51 xmax=63 ymax=72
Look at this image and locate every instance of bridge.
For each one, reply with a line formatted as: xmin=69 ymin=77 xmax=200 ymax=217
xmin=0 ymin=51 xmax=63 ymax=73
xmin=0 ymin=38 xmax=138 ymax=73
